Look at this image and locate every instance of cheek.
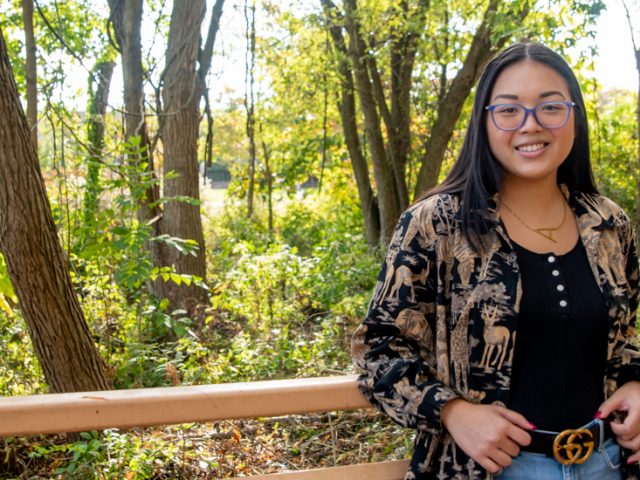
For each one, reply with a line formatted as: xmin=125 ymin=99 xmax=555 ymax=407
xmin=486 ymin=125 xmax=512 ymax=158
xmin=557 ymin=125 xmax=576 ymax=154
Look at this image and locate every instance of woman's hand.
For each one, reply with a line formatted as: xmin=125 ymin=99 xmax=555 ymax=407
xmin=440 ymin=398 xmax=534 ymax=474
xmin=597 ymin=380 xmax=640 ymax=464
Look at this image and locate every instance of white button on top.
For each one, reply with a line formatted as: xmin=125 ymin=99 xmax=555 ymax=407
xmin=559 ymin=300 xmax=568 ymax=307
xmin=548 ymin=256 xmax=556 ymax=263
xmin=552 ymin=269 xmax=560 ymax=276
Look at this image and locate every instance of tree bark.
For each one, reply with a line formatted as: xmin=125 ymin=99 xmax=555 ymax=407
xmin=245 ymin=0 xmax=257 ymax=218
xmin=108 ymin=0 xmax=165 ymax=296
xmin=622 ymin=0 xmax=640 ymax=234
xmin=198 ymin=0 xmax=224 ymax=173
xmin=22 ymin=0 xmax=37 ymax=150
xmin=322 ymin=0 xmax=380 ymax=246
xmin=159 ymin=0 xmax=208 ymax=307
xmin=324 ymin=0 xmax=426 ymax=246
xmin=413 ymin=0 xmax=530 ymax=197
xmin=388 ymin=0 xmax=425 ymax=207
xmin=636 ymin=60 xmax=640 ymax=235
xmin=0 ymin=27 xmax=111 ymax=393
xmin=344 ymin=0 xmax=401 ymax=246
xmin=83 ymin=60 xmax=116 ymax=226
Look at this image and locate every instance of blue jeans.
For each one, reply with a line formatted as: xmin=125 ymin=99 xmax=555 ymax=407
xmin=496 ymin=423 xmax=621 ymax=480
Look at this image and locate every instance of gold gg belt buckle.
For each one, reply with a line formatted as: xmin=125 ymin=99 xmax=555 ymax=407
xmin=552 ymin=428 xmax=595 ymax=465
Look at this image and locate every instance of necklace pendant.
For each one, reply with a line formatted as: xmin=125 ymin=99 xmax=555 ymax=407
xmin=535 ymin=228 xmax=558 ymax=243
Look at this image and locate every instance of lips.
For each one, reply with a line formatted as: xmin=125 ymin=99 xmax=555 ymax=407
xmin=516 ymin=142 xmax=546 ymax=152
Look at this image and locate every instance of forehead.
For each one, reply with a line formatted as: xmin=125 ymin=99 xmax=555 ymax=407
xmin=490 ymin=60 xmax=570 ymax=100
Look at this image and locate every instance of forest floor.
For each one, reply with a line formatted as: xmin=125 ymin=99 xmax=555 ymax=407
xmin=0 ymin=180 xmax=408 ymax=478
xmin=1 ymin=407 xmax=409 ymax=478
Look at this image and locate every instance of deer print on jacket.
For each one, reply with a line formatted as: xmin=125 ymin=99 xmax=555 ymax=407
xmin=478 ymin=304 xmax=512 ymax=371
xmin=382 ymin=264 xmax=429 ymax=303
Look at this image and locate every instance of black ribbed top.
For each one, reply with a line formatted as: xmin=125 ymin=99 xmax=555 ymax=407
xmin=507 ymin=239 xmax=609 ymax=431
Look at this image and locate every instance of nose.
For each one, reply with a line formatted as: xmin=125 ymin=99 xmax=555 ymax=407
xmin=519 ymin=108 xmax=543 ymax=132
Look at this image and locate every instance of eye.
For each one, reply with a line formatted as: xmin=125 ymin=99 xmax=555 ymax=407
xmin=539 ymin=102 xmax=565 ymax=112
xmin=495 ymin=105 xmax=520 ymax=115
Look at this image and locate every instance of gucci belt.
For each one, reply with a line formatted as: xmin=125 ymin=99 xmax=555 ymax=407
xmin=522 ymin=419 xmax=613 ymax=465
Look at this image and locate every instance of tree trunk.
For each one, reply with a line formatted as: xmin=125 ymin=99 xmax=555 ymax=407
xmin=0 ymin=28 xmax=111 ymax=393
xmin=344 ymin=0 xmax=400 ymax=246
xmin=22 ymin=0 xmax=37 ymax=150
xmin=388 ymin=1 xmax=424 ymax=207
xmin=622 ymin=0 xmax=640 ymax=234
xmin=83 ymin=60 xmax=116 ymax=226
xmin=198 ymin=0 xmax=225 ymax=172
xmin=324 ymin=0 xmax=425 ymax=246
xmin=322 ymin=0 xmax=380 ymax=246
xmin=160 ymin=0 xmax=208 ymax=308
xmin=108 ymin=0 xmax=164 ymax=296
xmin=261 ymin=138 xmax=274 ymax=237
xmin=636 ymin=60 xmax=640 ymax=236
xmin=413 ymin=0 xmax=530 ymax=197
xmin=245 ymin=0 xmax=257 ymax=218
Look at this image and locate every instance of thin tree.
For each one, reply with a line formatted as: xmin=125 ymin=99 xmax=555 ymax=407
xmin=322 ymin=0 xmax=380 ymax=247
xmin=159 ymin=0 xmax=225 ymax=309
xmin=22 ymin=0 xmax=37 ymax=149
xmin=199 ymin=0 xmax=224 ymax=175
xmin=82 ymin=60 xmax=116 ymax=227
xmin=107 ymin=0 xmax=164 ymax=297
xmin=323 ymin=0 xmax=531 ymax=246
xmin=0 ymin=27 xmax=111 ymax=393
xmin=245 ymin=0 xmax=257 ymax=218
xmin=622 ymin=0 xmax=640 ymax=233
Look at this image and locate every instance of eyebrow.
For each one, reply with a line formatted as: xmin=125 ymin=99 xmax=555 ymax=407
xmin=492 ymin=90 xmax=567 ymax=102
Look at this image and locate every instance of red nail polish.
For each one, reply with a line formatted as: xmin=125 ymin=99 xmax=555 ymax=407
xmin=594 ymin=411 xmax=602 ymax=419
xmin=528 ymin=422 xmax=537 ymax=429
xmin=627 ymin=459 xmax=636 ymax=465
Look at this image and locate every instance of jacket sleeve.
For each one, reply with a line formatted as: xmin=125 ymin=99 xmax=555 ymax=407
xmin=615 ymin=213 xmax=640 ymax=386
xmin=351 ymin=206 xmax=459 ymax=433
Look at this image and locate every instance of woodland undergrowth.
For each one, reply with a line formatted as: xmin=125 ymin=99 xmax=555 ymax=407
xmin=0 ymin=183 xmax=412 ymax=479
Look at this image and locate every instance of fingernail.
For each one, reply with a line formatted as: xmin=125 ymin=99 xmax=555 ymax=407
xmin=627 ymin=459 xmax=636 ymax=465
xmin=528 ymin=422 xmax=537 ymax=429
xmin=594 ymin=411 xmax=602 ymax=419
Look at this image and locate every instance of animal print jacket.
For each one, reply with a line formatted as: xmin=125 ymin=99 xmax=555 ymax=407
xmin=352 ymin=189 xmax=640 ymax=479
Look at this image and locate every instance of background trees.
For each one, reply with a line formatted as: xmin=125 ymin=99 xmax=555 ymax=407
xmin=0 ymin=27 xmax=111 ymax=393
xmin=321 ymin=0 xmax=604 ymax=245
xmin=0 ymin=0 xmax=638 ymax=476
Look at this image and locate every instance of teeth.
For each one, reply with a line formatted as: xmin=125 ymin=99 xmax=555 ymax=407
xmin=518 ymin=143 xmax=545 ymax=152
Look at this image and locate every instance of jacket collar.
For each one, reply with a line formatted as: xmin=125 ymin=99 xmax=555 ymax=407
xmin=488 ymin=185 xmax=615 ymax=257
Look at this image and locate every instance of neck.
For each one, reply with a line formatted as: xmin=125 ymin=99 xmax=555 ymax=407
xmin=499 ymin=177 xmax=564 ymax=216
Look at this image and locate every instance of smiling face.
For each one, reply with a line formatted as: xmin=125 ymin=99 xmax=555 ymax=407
xmin=486 ymin=60 xmax=575 ymax=187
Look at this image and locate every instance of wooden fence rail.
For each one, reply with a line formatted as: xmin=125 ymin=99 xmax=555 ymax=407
xmin=0 ymin=375 xmax=409 ymax=479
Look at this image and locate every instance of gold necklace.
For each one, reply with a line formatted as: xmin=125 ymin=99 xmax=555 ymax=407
xmin=500 ymin=199 xmax=567 ymax=243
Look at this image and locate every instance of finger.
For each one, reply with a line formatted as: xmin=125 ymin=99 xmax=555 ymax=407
xmin=611 ymin=414 xmax=640 ymax=441
xmin=622 ymin=411 xmax=640 ymax=439
xmin=611 ymin=421 xmax=628 ymax=438
xmin=478 ymin=456 xmax=505 ymax=475
xmin=502 ymin=428 xmax=530 ymax=449
xmin=617 ymin=436 xmax=634 ymax=450
xmin=597 ymin=397 xmax=625 ymax=420
xmin=497 ymin=407 xmax=536 ymax=431
xmin=626 ymin=451 xmax=640 ymax=465
xmin=489 ymin=448 xmax=514 ymax=469
xmin=617 ymin=432 xmax=640 ymax=451
xmin=497 ymin=438 xmax=521 ymax=458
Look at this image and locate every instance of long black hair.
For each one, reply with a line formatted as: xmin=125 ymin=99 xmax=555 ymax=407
xmin=423 ymin=42 xmax=597 ymax=250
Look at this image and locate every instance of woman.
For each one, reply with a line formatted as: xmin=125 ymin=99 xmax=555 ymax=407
xmin=351 ymin=43 xmax=640 ymax=479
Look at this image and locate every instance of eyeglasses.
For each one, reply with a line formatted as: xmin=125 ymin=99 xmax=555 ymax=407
xmin=485 ymin=101 xmax=576 ymax=131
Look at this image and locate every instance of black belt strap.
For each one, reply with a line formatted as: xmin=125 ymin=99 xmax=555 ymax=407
xmin=522 ymin=420 xmax=613 ymax=457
